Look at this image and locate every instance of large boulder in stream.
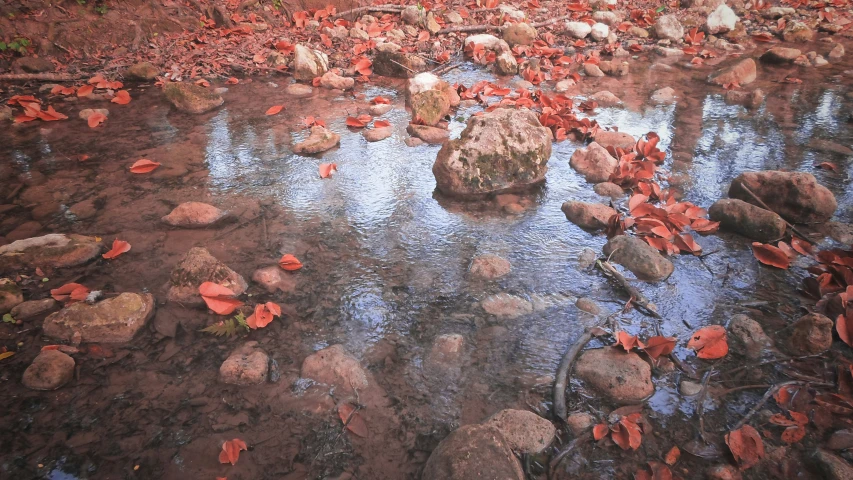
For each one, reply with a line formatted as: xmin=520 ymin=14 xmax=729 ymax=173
xmin=728 ymin=171 xmax=836 ymax=223
xmin=562 ymin=201 xmax=617 ymax=230
xmin=602 ymin=235 xmax=674 ymax=282
xmin=422 ymin=424 xmax=525 ymax=480
xmin=432 ymin=108 xmax=552 ymax=197
xmin=43 ymin=293 xmax=155 ymax=343
xmin=575 ymin=346 xmax=654 ymax=403
xmin=0 ymin=234 xmax=103 ymax=271
xmin=166 ymin=247 xmax=247 ymax=306
xmin=292 ymin=44 xmax=329 ymax=82
xmin=708 ymin=198 xmax=787 ymax=242
xmin=407 ymin=72 xmax=457 ymax=126
xmin=163 ymin=82 xmax=224 ymax=114
xmin=301 ymin=344 xmax=369 ymax=394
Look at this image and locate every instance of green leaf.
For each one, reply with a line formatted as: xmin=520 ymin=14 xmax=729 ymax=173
xmin=234 ymin=312 xmax=250 ymax=331
xmin=2 ymin=314 xmax=14 ymax=324
xmin=0 ymin=42 xmax=7 ymax=51
xmin=655 ymin=5 xmax=666 ymax=12
xmin=18 ymin=38 xmax=30 ymax=47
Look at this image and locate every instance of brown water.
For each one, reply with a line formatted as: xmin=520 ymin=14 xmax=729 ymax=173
xmin=1 ymin=45 xmax=852 ymax=479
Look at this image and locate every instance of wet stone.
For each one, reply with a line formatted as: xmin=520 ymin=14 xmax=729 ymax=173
xmin=469 ymin=254 xmax=511 ymax=280
xmin=252 ymin=266 xmax=296 ymax=294
xmin=126 ymin=62 xmax=159 ymax=80
xmin=301 ymin=344 xmax=369 ymax=394
xmin=292 ymin=126 xmax=340 ymax=155
xmin=0 ymin=234 xmax=103 ymax=270
xmin=575 ymin=346 xmax=654 ymax=403
xmin=161 ymin=202 xmax=230 ymax=228
xmin=708 ymin=198 xmax=787 ymax=242
xmin=789 ymin=313 xmax=833 ymax=355
xmin=592 ymin=130 xmax=636 ymax=150
xmin=43 ymin=293 xmax=155 ymax=343
xmin=570 ymin=142 xmax=618 ymax=183
xmin=484 ymin=409 xmax=555 ymax=454
xmin=369 ymin=103 xmax=393 ymax=116
xmin=429 ymin=333 xmax=464 ymax=365
xmin=10 ymin=298 xmax=57 ymax=320
xmin=575 ymin=297 xmax=601 ymax=315
xmin=0 ymin=278 xmax=24 ymax=314
xmin=565 ymin=412 xmax=596 ymax=435
xmin=407 ymin=72 xmax=454 ymax=126
xmin=814 ymin=449 xmax=853 ymax=480
xmin=590 ymin=90 xmax=622 ymax=107
xmin=602 ymin=235 xmax=674 ymax=282
xmin=708 ymin=58 xmax=757 ymax=86
xmin=729 ymin=314 xmax=771 ymax=359
xmin=220 ymin=341 xmax=269 ymax=385
xmin=284 ymin=83 xmax=314 ymax=98
xmin=761 ymin=47 xmax=803 ymax=64
xmin=167 ymin=247 xmax=247 ymax=306
xmin=22 ymin=350 xmax=75 ymax=390
xmin=6 ymin=221 xmax=43 ymax=241
xmin=728 ymin=171 xmax=836 ymax=224
xmin=561 ymin=201 xmax=617 ymax=230
xmin=481 ymin=293 xmax=533 ymax=319
xmin=577 ymin=248 xmax=598 ymax=270
xmin=594 ymin=182 xmax=625 ymax=198
xmin=163 ymin=82 xmax=224 ymax=114
xmin=422 ymin=424 xmax=524 ymax=480
xmin=650 ymin=87 xmax=676 ymax=104
xmin=407 ymin=124 xmax=449 ymax=144
xmin=319 ymin=70 xmax=354 ymax=90
xmin=363 ymin=126 xmax=393 ymax=142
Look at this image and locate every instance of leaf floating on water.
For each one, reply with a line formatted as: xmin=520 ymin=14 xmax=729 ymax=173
xmin=102 ymin=239 xmax=131 ymax=259
xmin=593 ymin=423 xmax=609 ymax=440
xmin=614 ymin=331 xmax=642 ymax=352
xmin=246 ymin=302 xmax=282 ymax=329
xmin=218 ymin=438 xmax=247 ymax=465
xmin=111 ymin=90 xmax=131 ymax=105
xmin=725 ymin=425 xmax=765 ymax=470
xmin=265 ymin=105 xmax=284 ymax=115
xmin=199 ymin=282 xmax=242 ymax=315
xmin=664 ymin=446 xmax=680 ymax=465
xmin=338 ymin=403 xmax=369 ymax=437
xmin=751 ymin=242 xmax=791 ymax=269
xmin=687 ymin=325 xmax=728 ymax=359
xmin=129 ymin=159 xmax=161 ymax=174
xmin=279 ymin=254 xmax=303 ymax=271
xmin=319 ymin=163 xmax=337 ymax=179
xmin=87 ymin=112 xmax=106 ymax=128
xmin=373 ymin=120 xmax=391 ymax=128
xmin=643 ymin=336 xmax=677 ymax=359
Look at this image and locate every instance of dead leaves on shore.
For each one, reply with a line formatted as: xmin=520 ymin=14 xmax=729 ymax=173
xmin=338 ymin=403 xmax=368 ymax=437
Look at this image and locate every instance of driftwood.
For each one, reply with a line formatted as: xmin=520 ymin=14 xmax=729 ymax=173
xmin=437 ymin=23 xmax=501 ymax=34
xmin=552 ymin=328 xmax=595 ymax=422
xmin=0 ymin=73 xmax=85 ymax=82
xmin=595 ymin=259 xmax=661 ymax=319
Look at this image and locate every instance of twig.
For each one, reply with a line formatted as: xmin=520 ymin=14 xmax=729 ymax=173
xmin=595 ymin=259 xmax=661 ymax=319
xmin=731 ymin=381 xmax=798 ymax=431
xmin=0 ymin=73 xmax=85 ymax=82
xmin=531 ymin=14 xmax=572 ymax=28
xmin=548 ymin=431 xmax=591 ymax=479
xmin=432 ymin=62 xmax=462 ymax=76
xmin=737 ymin=184 xmax=818 ymax=245
xmin=553 ymin=329 xmax=595 ymax=422
xmin=695 ymin=363 xmax=718 ymax=442
xmin=712 ymin=354 xmax=823 ymax=378
xmin=389 ymin=59 xmax=415 ymax=74
xmin=333 ymin=5 xmax=403 ymax=19
xmin=437 ymin=24 xmax=501 ymax=34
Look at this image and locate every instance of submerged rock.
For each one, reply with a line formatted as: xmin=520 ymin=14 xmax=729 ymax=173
xmin=790 ymin=313 xmax=833 ymax=355
xmin=163 ymin=82 xmax=223 ymax=114
xmin=728 ymin=171 xmax=836 ymax=223
xmin=566 ymin=412 xmax=596 ymax=435
xmin=161 ymin=202 xmax=230 ymax=228
xmin=650 ymin=87 xmax=676 ymax=105
xmin=469 ymin=254 xmax=511 ymax=280
xmin=484 ymin=409 xmax=555 ymax=454
xmin=575 ymin=347 xmax=654 ymax=403
xmin=0 ymin=279 xmax=24 ymax=314
xmin=561 ymin=201 xmax=617 ymax=230
xmin=319 ymin=70 xmax=354 ymax=90
xmin=708 ymin=58 xmax=756 ymax=86
xmin=363 ymin=126 xmax=393 ymax=142
xmin=594 ymin=182 xmax=625 ymax=198
xmin=761 ymin=47 xmax=802 ymax=64
xmin=428 ymin=333 xmax=465 ymax=365
xmin=592 ymin=130 xmax=635 ymax=150
xmin=22 ymin=350 xmax=75 ymax=390
xmin=814 ymin=449 xmax=853 ymax=479
xmin=167 ymin=247 xmax=247 ymax=306
xmin=407 ymin=124 xmax=449 ymax=144
xmin=252 ymin=266 xmax=296 ymax=293
xmin=301 ymin=344 xmax=369 ymax=394
xmin=10 ymin=298 xmax=58 ymax=320
xmin=0 ymin=234 xmax=102 ymax=270
xmin=220 ymin=341 xmax=269 ymax=385
xmin=602 ymin=235 xmax=674 ymax=282
xmin=292 ymin=44 xmax=329 ymax=81
xmin=292 ymin=126 xmax=341 ymax=154
xmin=432 ymin=108 xmax=552 ymax=197
xmin=407 ymin=72 xmax=455 ymax=126
xmin=422 ymin=424 xmax=524 ymax=480
xmin=590 ymin=90 xmax=622 ymax=107
xmin=481 ymin=293 xmax=533 ymax=318
xmin=284 ymin=83 xmax=314 ymax=98
xmin=43 ymin=293 xmax=155 ymax=343
xmin=708 ymin=198 xmax=787 ymax=242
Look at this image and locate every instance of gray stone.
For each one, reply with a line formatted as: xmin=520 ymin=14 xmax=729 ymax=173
xmin=0 ymin=234 xmax=102 ymax=270
xmin=561 ymin=201 xmax=617 ymax=230
xmin=729 ymin=171 xmax=836 ymax=223
xmin=602 ymin=235 xmax=674 ymax=282
xmin=708 ymin=198 xmax=787 ymax=242
xmin=292 ymin=126 xmax=340 ymax=154
xmin=654 ymin=15 xmax=684 ymax=41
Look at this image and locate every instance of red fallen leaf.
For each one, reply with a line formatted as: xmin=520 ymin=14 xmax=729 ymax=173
xmin=684 ymin=27 xmax=705 ymax=45
xmin=790 ymin=238 xmax=813 ymax=257
xmin=102 ymin=239 xmax=131 ymax=259
xmin=274 ymin=40 xmax=295 ymax=53
xmin=777 ymin=241 xmax=796 ymax=260
xmin=353 ymin=57 xmax=373 ymax=76
xmin=610 ymin=413 xmax=643 ymax=450
xmin=373 ymin=120 xmax=391 ymax=128
xmin=37 ymin=105 xmax=68 ymax=121
xmin=752 ymin=242 xmax=790 ymax=269
xmin=436 ymin=51 xmax=450 ymax=63
xmin=838 ymin=313 xmax=853 ymax=347
xmin=635 ymin=461 xmax=673 ymax=480
xmin=279 ymin=254 xmax=303 ymax=271
xmin=643 ymin=336 xmax=676 ymax=359
xmin=87 ymin=112 xmax=106 ymax=128
xmin=770 ymin=410 xmax=808 ymax=443
xmin=218 ymin=438 xmax=247 ymax=465
xmin=41 ymin=345 xmax=61 ymax=351
xmin=752 ymin=32 xmax=776 ymax=42
xmin=199 ymin=282 xmax=243 ymax=315
xmin=417 ymin=30 xmax=430 ymax=42
xmin=338 ymin=403 xmax=369 ymax=437
xmin=14 ymin=115 xmax=38 ymax=123
xmin=629 ymin=194 xmax=649 ymax=212
xmin=319 ymin=163 xmax=337 ymax=178
xmin=817 ymin=161 xmax=838 ymax=171
xmin=725 ymin=425 xmax=765 ymax=470
xmin=664 ymin=446 xmax=680 ymax=465
xmin=246 ymin=302 xmax=282 ymax=329
xmin=782 ymin=77 xmax=802 ymax=84
xmin=51 ymin=283 xmax=90 ymax=303
xmin=195 ymin=79 xmax=210 ymax=88
xmin=346 ymin=116 xmax=367 ymax=128
xmin=673 ymin=233 xmax=702 ymax=256
xmin=226 ymin=77 xmax=239 ymax=85
xmin=371 ymin=96 xmax=390 ymax=104
xmin=593 ymin=423 xmax=609 ymax=440
xmin=615 ymin=331 xmax=642 ymax=352
xmin=111 ymin=90 xmax=131 ymax=105
xmin=687 ymin=325 xmax=728 ymax=359
xmin=691 ymin=218 xmax=720 ymax=234
xmin=266 ymin=105 xmax=284 ymax=115
xmin=129 ymin=159 xmax=161 ymax=173
xmin=77 ymin=84 xmax=95 ymax=97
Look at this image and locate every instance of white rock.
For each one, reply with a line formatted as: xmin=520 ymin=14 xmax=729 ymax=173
xmin=565 ymin=21 xmax=592 ymax=39
xmin=707 ymin=4 xmax=737 ymax=35
xmin=590 ymin=23 xmax=610 ymax=41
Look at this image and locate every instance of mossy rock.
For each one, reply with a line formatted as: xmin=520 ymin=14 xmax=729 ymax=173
xmin=163 ymin=82 xmax=224 ymax=114
xmin=126 ymin=62 xmax=160 ymax=81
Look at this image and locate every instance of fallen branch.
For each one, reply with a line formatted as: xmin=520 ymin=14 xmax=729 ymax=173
xmin=553 ymin=328 xmax=595 ymax=422
xmin=531 ymin=14 xmax=572 ymax=28
xmin=437 ymin=24 xmax=501 ymax=34
xmin=0 ymin=73 xmax=85 ymax=82
xmin=432 ymin=62 xmax=462 ymax=76
xmin=738 ymin=184 xmax=818 ymax=246
xmin=333 ymin=5 xmax=403 ymax=19
xmin=731 ymin=381 xmax=798 ymax=431
xmin=595 ymin=259 xmax=661 ymax=319
xmin=548 ymin=431 xmax=591 ymax=479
